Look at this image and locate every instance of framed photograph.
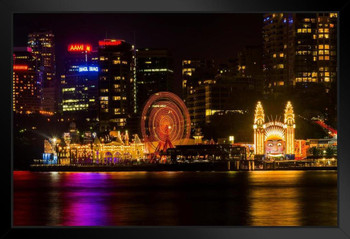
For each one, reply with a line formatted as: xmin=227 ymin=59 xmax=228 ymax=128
xmin=1 ymin=0 xmax=350 ymax=238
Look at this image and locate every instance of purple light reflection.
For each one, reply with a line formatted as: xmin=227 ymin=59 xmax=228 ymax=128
xmin=61 ymin=172 xmax=111 ymax=226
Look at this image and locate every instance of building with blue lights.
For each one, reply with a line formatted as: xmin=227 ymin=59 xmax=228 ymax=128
xmin=59 ymin=44 xmax=99 ymax=122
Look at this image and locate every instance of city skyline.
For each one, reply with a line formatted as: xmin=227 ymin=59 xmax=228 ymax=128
xmin=12 ymin=12 xmax=338 ymax=166
xmin=12 ymin=12 xmax=339 ymax=228
xmin=13 ymin=13 xmax=263 ymax=93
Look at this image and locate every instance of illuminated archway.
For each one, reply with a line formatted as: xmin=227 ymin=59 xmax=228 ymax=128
xmin=253 ymin=101 xmax=295 ymax=159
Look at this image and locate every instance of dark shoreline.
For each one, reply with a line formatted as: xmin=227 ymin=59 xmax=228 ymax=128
xmin=26 ymin=162 xmax=337 ymax=172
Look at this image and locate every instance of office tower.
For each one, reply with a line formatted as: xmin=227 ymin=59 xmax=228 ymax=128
xmin=187 ymin=75 xmax=257 ymax=127
xmin=60 ymin=43 xmax=99 ymax=121
xmin=13 ymin=47 xmax=41 ymax=114
xmin=28 ymin=30 xmax=57 ymax=114
xmin=136 ymin=48 xmax=174 ymax=112
xmin=181 ymin=59 xmax=216 ymax=103
xmin=97 ymin=39 xmax=135 ymax=130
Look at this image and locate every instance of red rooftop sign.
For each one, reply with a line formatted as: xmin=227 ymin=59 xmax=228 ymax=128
xmin=98 ymin=40 xmax=123 ymax=46
xmin=68 ymin=44 xmax=92 ymax=52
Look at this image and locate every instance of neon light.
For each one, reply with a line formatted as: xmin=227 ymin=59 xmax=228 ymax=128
xmin=89 ymin=66 xmax=98 ymax=72
xmin=68 ymin=44 xmax=92 ymax=52
xmin=13 ymin=65 xmax=28 ymax=71
xmin=79 ymin=66 xmax=88 ymax=72
xmin=78 ymin=66 xmax=99 ymax=72
xmin=98 ymin=40 xmax=122 ymax=46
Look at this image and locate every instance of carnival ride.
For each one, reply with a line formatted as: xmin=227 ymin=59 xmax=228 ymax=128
xmin=141 ymin=92 xmax=191 ymax=162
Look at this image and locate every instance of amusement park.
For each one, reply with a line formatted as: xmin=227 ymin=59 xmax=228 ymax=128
xmin=31 ymin=91 xmax=337 ymax=171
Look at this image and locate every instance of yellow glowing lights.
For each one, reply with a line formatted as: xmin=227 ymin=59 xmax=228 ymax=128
xmin=253 ymin=101 xmax=295 ymax=157
xmin=229 ymin=136 xmax=235 ymax=144
xmin=265 ymin=125 xmax=285 ymax=141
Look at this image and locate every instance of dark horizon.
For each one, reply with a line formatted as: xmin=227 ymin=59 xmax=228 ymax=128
xmin=13 ymin=13 xmax=263 ymax=94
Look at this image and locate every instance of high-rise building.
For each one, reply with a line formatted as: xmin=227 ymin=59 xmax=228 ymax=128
xmin=136 ymin=48 xmax=174 ymax=112
xmin=262 ymin=13 xmax=338 ymax=91
xmin=13 ymin=47 xmax=41 ymax=114
xmin=262 ymin=13 xmax=295 ymax=90
xmin=237 ymin=45 xmax=264 ymax=91
xmin=97 ymin=39 xmax=136 ymax=131
xmin=182 ymin=59 xmax=216 ymax=103
xmin=293 ymin=14 xmax=318 ymax=84
xmin=315 ymin=13 xmax=338 ymax=84
xmin=187 ymin=75 xmax=257 ymax=127
xmin=28 ymin=30 xmax=57 ymax=114
xmin=60 ymin=43 xmax=99 ymax=121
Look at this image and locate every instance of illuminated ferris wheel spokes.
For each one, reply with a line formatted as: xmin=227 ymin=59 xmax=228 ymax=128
xmin=141 ymin=92 xmax=191 ymax=150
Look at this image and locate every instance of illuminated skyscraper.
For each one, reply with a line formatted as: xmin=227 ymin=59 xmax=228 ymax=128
xmin=97 ymin=39 xmax=135 ymax=130
xmin=263 ymin=13 xmax=338 ymax=91
xmin=136 ymin=48 xmax=174 ymax=112
xmin=315 ymin=13 xmax=338 ymax=84
xmin=187 ymin=76 xmax=257 ymax=128
xmin=262 ymin=13 xmax=295 ymax=90
xmin=28 ymin=30 xmax=57 ymax=114
xmin=13 ymin=47 xmax=41 ymax=114
xmin=60 ymin=43 xmax=99 ymax=121
xmin=182 ymin=59 xmax=216 ymax=103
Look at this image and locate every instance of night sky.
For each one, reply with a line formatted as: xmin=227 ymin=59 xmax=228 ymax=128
xmin=13 ymin=13 xmax=263 ymax=94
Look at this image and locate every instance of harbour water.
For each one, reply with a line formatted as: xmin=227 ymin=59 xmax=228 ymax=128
xmin=13 ymin=170 xmax=337 ymax=226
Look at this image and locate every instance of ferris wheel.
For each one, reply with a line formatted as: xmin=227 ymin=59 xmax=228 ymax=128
xmin=140 ymin=91 xmax=191 ymax=151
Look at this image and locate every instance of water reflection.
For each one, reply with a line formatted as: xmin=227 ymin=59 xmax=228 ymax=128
xmin=247 ymin=171 xmax=303 ymax=226
xmin=246 ymin=171 xmax=337 ymax=226
xmin=13 ymin=170 xmax=337 ymax=226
